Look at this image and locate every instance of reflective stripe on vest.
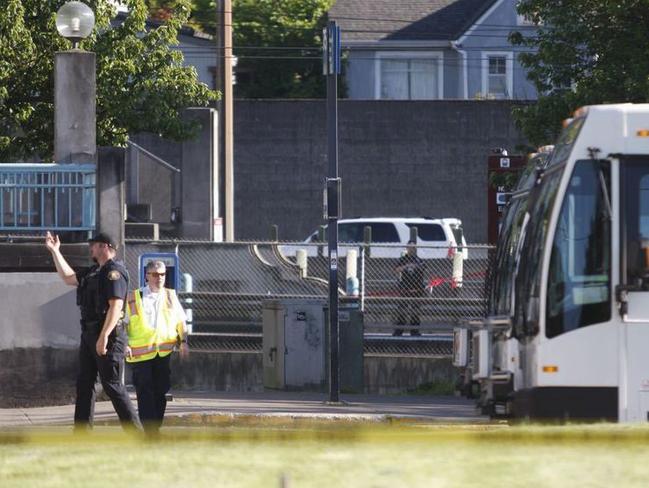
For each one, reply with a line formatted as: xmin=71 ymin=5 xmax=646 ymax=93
xmin=126 ymin=288 xmax=181 ymax=363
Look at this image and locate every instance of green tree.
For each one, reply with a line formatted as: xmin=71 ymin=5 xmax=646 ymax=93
xmin=511 ymin=0 xmax=649 ymax=147
xmin=0 ymin=0 xmax=217 ymax=162
xmin=232 ymin=0 xmax=332 ymax=98
xmin=185 ymin=0 xmax=333 ymax=98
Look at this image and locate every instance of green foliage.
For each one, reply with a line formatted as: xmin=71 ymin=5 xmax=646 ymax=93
xmin=488 ymin=170 xmax=520 ymax=191
xmin=407 ymin=380 xmax=456 ymax=396
xmin=0 ymin=0 xmax=217 ymax=162
xmin=231 ymin=0 xmax=332 ymax=98
xmin=510 ymin=0 xmax=649 ymax=147
xmin=185 ymin=0 xmax=333 ymax=98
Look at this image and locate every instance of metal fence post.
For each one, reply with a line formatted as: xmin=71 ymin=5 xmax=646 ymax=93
xmin=363 ymin=225 xmax=372 ymax=258
xmin=360 ymin=246 xmax=366 ymax=312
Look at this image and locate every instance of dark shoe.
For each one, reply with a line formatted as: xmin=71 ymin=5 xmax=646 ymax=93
xmin=392 ymin=329 xmax=403 ymax=337
xmin=410 ymin=330 xmax=421 ymax=337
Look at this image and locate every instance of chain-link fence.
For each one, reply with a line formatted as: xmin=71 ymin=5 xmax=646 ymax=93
xmin=125 ymin=239 xmax=495 ymax=336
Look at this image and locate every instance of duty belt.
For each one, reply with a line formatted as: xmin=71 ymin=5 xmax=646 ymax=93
xmin=80 ymin=320 xmax=125 ymax=333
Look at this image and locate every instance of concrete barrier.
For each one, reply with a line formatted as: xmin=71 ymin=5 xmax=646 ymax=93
xmin=0 ymin=273 xmax=79 ymax=350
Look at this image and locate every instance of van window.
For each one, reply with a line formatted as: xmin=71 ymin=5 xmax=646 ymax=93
xmin=369 ymin=223 xmax=400 ymax=242
xmin=339 ymin=223 xmax=364 ymax=242
xmin=450 ymin=225 xmax=464 ymax=245
xmin=406 ymin=223 xmax=445 ymax=241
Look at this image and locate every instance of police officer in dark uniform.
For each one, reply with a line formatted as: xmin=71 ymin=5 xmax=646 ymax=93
xmin=394 ymin=240 xmax=425 ymax=336
xmin=45 ymin=231 xmax=141 ymax=430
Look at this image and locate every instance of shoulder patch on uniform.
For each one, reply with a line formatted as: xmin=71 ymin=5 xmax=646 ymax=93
xmin=108 ymin=270 xmax=121 ymax=281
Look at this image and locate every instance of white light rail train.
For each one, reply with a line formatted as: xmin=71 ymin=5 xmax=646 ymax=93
xmin=455 ymin=104 xmax=649 ymax=421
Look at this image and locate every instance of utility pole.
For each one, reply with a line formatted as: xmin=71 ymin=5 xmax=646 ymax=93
xmin=323 ymin=21 xmax=341 ymax=403
xmin=216 ymin=0 xmax=234 ymax=241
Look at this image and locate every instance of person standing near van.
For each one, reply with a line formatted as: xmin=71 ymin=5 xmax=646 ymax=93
xmin=394 ymin=240 xmax=425 ymax=336
xmin=125 ymin=260 xmax=188 ymax=433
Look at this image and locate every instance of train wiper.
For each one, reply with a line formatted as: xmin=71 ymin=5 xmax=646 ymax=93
xmin=598 ymin=168 xmax=612 ymax=220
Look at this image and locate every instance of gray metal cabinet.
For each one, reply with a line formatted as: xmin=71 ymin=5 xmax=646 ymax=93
xmin=263 ymin=300 xmax=326 ymax=390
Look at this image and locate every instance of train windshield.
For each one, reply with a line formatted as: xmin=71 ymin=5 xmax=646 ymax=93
xmin=546 ymin=160 xmax=611 ymax=338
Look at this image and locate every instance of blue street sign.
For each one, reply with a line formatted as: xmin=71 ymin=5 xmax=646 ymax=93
xmin=322 ymin=23 xmax=341 ymax=75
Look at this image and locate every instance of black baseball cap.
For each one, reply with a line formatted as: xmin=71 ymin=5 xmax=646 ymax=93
xmin=88 ymin=232 xmax=116 ymax=249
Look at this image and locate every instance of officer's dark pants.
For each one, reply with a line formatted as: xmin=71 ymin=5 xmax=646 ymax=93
xmin=75 ymin=325 xmax=141 ymax=430
xmin=131 ymin=354 xmax=171 ymax=433
xmin=394 ymin=289 xmax=423 ymax=336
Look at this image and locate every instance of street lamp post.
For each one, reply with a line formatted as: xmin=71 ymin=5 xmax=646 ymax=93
xmin=54 ymin=1 xmax=96 ymax=164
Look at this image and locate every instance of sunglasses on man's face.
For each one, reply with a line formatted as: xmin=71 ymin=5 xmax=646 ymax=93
xmin=148 ymin=272 xmax=166 ymax=278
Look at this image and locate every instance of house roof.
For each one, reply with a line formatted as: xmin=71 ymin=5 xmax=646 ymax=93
xmin=329 ymin=0 xmax=499 ymax=42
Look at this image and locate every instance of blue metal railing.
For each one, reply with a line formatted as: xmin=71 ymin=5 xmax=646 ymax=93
xmin=0 ymin=163 xmax=96 ymax=231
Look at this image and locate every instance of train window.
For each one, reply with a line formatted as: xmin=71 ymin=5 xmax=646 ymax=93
xmin=546 ymin=160 xmax=611 ymax=338
xmin=621 ymin=159 xmax=649 ymax=288
xmin=514 ymin=168 xmax=562 ymax=337
xmin=491 ymin=197 xmax=527 ymax=316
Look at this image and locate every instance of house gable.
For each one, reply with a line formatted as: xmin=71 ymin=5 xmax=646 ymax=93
xmin=329 ymin=0 xmax=498 ymax=44
xmin=330 ymin=0 xmax=538 ymax=101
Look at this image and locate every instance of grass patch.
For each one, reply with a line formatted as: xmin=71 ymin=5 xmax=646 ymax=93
xmin=2 ymin=423 xmax=649 ymax=487
xmin=407 ymin=379 xmax=456 ymax=396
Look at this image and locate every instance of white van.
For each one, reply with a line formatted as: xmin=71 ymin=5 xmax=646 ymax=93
xmin=282 ymin=217 xmax=468 ymax=259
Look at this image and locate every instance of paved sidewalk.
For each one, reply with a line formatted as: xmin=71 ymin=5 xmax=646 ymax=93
xmin=0 ymin=391 xmax=486 ymax=428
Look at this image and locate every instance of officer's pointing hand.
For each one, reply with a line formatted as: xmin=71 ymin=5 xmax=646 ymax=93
xmin=96 ymin=334 xmax=108 ymax=356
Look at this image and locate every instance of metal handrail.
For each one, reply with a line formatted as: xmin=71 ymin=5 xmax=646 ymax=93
xmin=0 ymin=163 xmax=96 ymax=231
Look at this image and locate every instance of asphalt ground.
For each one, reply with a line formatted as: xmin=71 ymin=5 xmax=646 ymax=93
xmin=0 ymin=390 xmax=486 ymax=428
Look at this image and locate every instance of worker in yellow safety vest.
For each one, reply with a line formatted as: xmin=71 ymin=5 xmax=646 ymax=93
xmin=125 ymin=260 xmax=189 ymax=433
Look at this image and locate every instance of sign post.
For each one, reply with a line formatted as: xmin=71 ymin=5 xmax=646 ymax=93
xmin=323 ymin=21 xmax=341 ymax=403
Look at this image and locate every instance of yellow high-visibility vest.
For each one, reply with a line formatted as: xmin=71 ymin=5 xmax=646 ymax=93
xmin=126 ymin=288 xmax=184 ymax=363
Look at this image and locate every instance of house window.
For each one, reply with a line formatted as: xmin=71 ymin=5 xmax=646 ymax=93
xmin=377 ymin=55 xmax=442 ymax=100
xmin=481 ymin=52 xmax=513 ymax=99
xmin=488 ymin=56 xmax=507 ymax=97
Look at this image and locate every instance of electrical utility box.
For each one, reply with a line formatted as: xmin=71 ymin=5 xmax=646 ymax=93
xmin=262 ymin=300 xmax=326 ymax=390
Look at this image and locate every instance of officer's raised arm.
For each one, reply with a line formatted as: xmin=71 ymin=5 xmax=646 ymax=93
xmin=45 ymin=231 xmax=78 ymax=286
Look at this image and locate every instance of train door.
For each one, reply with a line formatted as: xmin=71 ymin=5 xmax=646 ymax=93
xmin=619 ymin=157 xmax=649 ymax=421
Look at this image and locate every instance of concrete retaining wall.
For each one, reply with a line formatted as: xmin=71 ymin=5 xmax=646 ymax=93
xmin=234 ymin=100 xmax=528 ymax=242
xmin=129 ymin=100 xmax=528 ymax=242
xmin=168 ymin=354 xmax=457 ymax=395
xmin=0 ymin=273 xmax=79 ymax=350
xmin=0 ymin=273 xmax=456 ymax=405
xmin=1 ymin=348 xmax=456 ymax=407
